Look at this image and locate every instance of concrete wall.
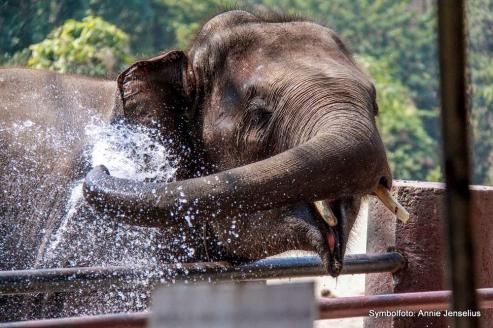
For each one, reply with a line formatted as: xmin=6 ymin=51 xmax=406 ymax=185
xmin=365 ymin=181 xmax=493 ymax=328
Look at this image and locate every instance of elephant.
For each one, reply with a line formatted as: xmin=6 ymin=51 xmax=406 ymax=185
xmin=0 ymin=10 xmax=403 ymax=321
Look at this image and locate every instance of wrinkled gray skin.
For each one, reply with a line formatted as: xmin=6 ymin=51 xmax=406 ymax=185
xmin=0 ymin=10 xmax=391 ymax=320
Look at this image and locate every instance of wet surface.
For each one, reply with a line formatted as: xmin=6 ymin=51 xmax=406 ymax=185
xmin=1 ymin=115 xmax=202 ymax=319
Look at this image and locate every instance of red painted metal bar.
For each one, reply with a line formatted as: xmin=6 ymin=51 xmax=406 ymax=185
xmin=4 ymin=288 xmax=493 ymax=327
xmin=1 ymin=312 xmax=148 ymax=328
xmin=318 ymin=288 xmax=493 ymax=320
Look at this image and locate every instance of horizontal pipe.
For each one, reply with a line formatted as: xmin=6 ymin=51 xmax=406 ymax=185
xmin=1 ymin=312 xmax=147 ymax=328
xmin=0 ymin=252 xmax=404 ymax=295
xmin=318 ymin=288 xmax=493 ymax=319
xmin=5 ymin=288 xmax=493 ymax=327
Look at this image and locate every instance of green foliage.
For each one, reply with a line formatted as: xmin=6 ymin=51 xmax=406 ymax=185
xmin=27 ymin=16 xmax=132 ymax=77
xmin=0 ymin=0 xmax=87 ymax=63
xmin=155 ymin=0 xmax=233 ymax=49
xmin=83 ymin=0 xmax=158 ymax=56
xmin=81 ymin=0 xmax=231 ymax=55
xmin=358 ymin=56 xmax=440 ymax=181
xmin=2 ymin=48 xmax=31 ymax=67
xmin=0 ymin=0 xmax=234 ymax=60
xmin=467 ymin=0 xmax=493 ymax=184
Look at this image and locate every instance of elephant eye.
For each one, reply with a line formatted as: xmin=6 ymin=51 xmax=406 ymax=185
xmin=248 ymin=98 xmax=272 ymax=123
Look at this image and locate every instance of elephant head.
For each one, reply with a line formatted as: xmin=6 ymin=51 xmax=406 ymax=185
xmin=83 ymin=10 xmax=405 ymax=276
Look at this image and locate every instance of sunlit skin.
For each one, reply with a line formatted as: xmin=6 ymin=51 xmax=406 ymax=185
xmin=83 ymin=10 xmax=393 ymax=276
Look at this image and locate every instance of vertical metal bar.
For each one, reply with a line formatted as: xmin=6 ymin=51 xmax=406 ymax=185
xmin=438 ymin=1 xmax=479 ymax=327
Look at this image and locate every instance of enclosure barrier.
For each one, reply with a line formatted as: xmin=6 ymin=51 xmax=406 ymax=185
xmin=3 ymin=288 xmax=493 ymax=328
xmin=319 ymin=288 xmax=493 ymax=320
xmin=1 ymin=313 xmax=147 ymax=328
xmin=0 ymin=252 xmax=404 ymax=295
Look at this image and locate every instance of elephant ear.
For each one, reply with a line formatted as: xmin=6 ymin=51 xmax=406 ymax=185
xmin=112 ymin=50 xmax=196 ymax=130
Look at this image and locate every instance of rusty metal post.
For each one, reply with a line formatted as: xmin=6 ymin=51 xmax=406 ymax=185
xmin=438 ymin=1 xmax=479 ymax=327
xmin=0 ymin=312 xmax=148 ymax=328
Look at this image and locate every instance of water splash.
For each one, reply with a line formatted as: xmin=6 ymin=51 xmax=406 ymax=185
xmin=85 ymin=119 xmax=177 ymax=182
xmin=26 ymin=117 xmax=199 ymax=317
xmin=42 ymin=117 xmax=185 ymax=265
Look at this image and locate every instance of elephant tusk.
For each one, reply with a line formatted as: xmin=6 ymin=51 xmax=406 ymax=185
xmin=374 ymin=184 xmax=410 ymax=224
xmin=314 ymin=200 xmax=338 ymax=227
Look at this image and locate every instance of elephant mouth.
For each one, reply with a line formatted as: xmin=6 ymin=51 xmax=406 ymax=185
xmin=312 ymin=200 xmax=345 ymax=276
xmin=312 ymin=185 xmax=408 ymax=276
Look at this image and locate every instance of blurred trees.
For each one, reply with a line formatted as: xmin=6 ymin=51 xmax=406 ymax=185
xmin=155 ymin=0 xmax=231 ymax=49
xmin=0 ymin=0 xmax=230 ymax=60
xmin=467 ymin=0 xmax=493 ymax=185
xmin=359 ymin=56 xmax=440 ymax=181
xmin=1 ymin=0 xmax=492 ymax=184
xmin=0 ymin=1 xmax=86 ymax=62
xmin=28 ymin=16 xmax=131 ymax=77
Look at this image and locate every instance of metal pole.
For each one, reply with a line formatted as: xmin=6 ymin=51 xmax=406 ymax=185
xmin=0 ymin=252 xmax=405 ymax=295
xmin=1 ymin=312 xmax=148 ymax=328
xmin=319 ymin=288 xmax=492 ymax=320
xmin=438 ymin=1 xmax=479 ymax=327
xmin=4 ymin=288 xmax=493 ymax=327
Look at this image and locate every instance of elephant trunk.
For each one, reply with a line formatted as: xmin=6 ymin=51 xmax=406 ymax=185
xmin=83 ymin=107 xmax=392 ymax=227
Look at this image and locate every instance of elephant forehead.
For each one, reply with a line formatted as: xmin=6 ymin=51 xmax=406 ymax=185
xmin=228 ymin=57 xmax=372 ymax=99
xmin=214 ymin=26 xmax=367 ymax=85
xmin=190 ymin=21 xmax=349 ymax=77
xmin=190 ymin=18 xmax=376 ymax=115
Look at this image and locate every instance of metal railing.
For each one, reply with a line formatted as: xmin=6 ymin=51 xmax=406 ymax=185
xmin=0 ymin=252 xmax=405 ymax=295
xmin=4 ymin=288 xmax=493 ymax=328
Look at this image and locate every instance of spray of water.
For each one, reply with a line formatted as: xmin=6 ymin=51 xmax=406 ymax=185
xmin=85 ymin=120 xmax=177 ymax=182
xmin=17 ymin=116 xmax=201 ymax=316
xmin=42 ymin=118 xmax=181 ymax=262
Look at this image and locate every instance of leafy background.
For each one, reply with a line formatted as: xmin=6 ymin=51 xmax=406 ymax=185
xmin=1 ymin=0 xmax=491 ymax=184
